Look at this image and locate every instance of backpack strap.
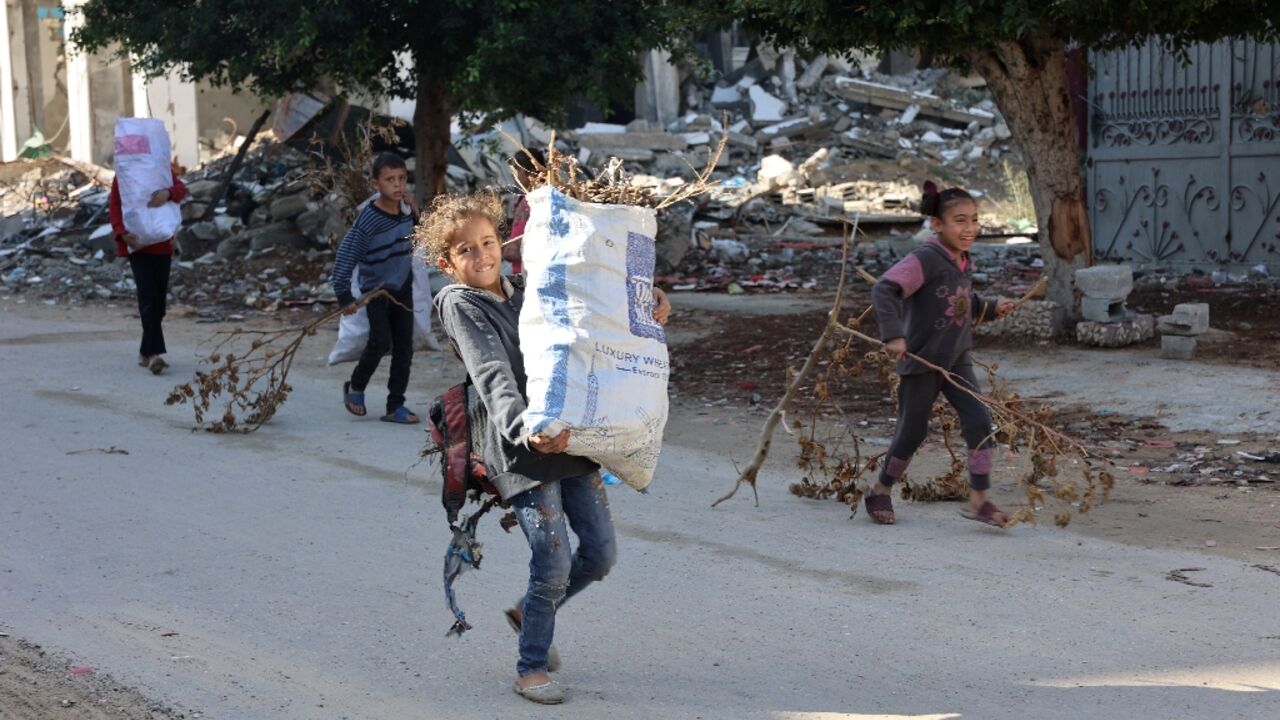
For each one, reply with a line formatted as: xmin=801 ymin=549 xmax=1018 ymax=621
xmin=436 ymin=382 xmax=472 ymax=524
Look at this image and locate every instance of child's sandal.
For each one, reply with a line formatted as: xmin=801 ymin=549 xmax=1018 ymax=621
xmin=343 ymin=382 xmax=367 ymax=417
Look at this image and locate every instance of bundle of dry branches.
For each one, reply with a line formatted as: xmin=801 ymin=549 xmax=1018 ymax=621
xmin=166 ymin=289 xmax=393 ymax=432
xmin=714 ymin=228 xmax=1113 ymax=528
xmin=509 ymin=130 xmax=727 ymax=210
xmin=305 ymin=118 xmax=406 ymax=229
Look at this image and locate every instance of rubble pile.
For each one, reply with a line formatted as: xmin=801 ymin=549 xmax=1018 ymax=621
xmin=1 ymin=141 xmax=350 ymax=312
xmin=3 ymin=47 xmax=1039 ymax=316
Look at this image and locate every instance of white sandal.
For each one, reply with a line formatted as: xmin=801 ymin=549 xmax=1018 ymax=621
xmin=513 ymin=679 xmax=564 ymax=705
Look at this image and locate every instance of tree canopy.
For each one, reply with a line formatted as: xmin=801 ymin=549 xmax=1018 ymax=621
xmin=76 ymin=0 xmax=691 ymax=123
xmin=727 ymin=1 xmax=1280 ymax=59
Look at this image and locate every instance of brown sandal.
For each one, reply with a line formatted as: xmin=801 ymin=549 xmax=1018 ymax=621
xmin=960 ymin=501 xmax=1008 ymax=528
xmin=865 ymin=492 xmax=895 ymax=525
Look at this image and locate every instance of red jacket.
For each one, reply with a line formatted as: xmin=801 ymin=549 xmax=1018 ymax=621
xmin=110 ymin=172 xmax=188 ymax=257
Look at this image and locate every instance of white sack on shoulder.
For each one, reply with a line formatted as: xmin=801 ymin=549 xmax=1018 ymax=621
xmin=113 ymin=118 xmax=182 ymax=246
xmin=519 ymin=186 xmax=669 ymax=491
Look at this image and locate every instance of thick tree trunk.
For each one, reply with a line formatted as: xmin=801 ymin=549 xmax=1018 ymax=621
xmin=967 ymin=37 xmax=1091 ymax=317
xmin=413 ymin=68 xmax=452 ymax=208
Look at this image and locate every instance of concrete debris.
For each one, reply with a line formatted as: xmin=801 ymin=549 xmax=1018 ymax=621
xmin=3 ymin=48 xmax=1039 ymax=313
xmin=1073 ymin=264 xmax=1150 ymax=347
xmin=1158 ymin=303 xmax=1210 ymax=336
xmin=1156 ymin=302 xmax=1210 ymax=360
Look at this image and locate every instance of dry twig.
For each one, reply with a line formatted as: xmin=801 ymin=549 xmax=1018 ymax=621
xmin=166 ymin=289 xmax=398 ymax=432
xmin=506 ymin=130 xmax=727 ymax=210
xmin=714 ymin=235 xmax=1113 ymax=528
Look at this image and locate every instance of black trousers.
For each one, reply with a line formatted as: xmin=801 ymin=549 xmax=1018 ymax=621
xmin=879 ymin=361 xmax=996 ymax=491
xmin=128 ymin=253 xmax=171 ymax=357
xmin=350 ymin=280 xmax=414 ymax=413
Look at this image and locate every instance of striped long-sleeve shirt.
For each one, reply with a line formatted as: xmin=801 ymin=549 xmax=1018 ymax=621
xmin=331 ymin=202 xmax=415 ymax=307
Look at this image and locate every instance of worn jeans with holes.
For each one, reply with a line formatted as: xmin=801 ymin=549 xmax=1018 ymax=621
xmin=511 ymin=471 xmax=616 ymax=676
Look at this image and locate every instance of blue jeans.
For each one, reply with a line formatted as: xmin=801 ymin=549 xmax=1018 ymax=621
xmin=511 ymin=471 xmax=617 ymax=676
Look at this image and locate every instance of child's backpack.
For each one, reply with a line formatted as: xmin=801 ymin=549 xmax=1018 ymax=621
xmin=428 ymin=378 xmax=511 ymax=636
xmin=427 ymin=379 xmax=497 ymax=524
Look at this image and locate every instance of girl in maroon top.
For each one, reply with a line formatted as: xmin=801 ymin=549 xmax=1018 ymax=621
xmin=109 ymin=168 xmax=187 ymax=374
xmin=869 ymin=183 xmax=1015 ymax=527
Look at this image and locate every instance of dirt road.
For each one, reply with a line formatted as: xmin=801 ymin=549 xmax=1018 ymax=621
xmin=2 ymin=298 xmax=1279 ymax=719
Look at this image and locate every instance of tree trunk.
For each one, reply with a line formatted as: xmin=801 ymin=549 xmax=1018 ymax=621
xmin=413 ymin=67 xmax=452 ymax=208
xmin=967 ymin=37 xmax=1091 ymax=317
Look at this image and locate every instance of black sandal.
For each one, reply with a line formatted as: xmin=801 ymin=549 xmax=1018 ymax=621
xmin=865 ymin=492 xmax=896 ymax=525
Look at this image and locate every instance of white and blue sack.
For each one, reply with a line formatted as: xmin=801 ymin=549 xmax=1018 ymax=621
xmin=519 ymin=186 xmax=669 ymax=491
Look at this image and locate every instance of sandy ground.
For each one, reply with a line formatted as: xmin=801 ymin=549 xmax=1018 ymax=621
xmin=2 ymin=295 xmax=1280 ymax=719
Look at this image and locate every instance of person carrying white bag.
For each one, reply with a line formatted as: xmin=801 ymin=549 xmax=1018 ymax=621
xmin=109 ymin=117 xmax=187 ymax=375
xmin=326 ymin=193 xmax=443 ymax=367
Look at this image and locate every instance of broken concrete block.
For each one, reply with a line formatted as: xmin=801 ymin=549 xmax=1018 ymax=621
xmin=1160 ymin=334 xmax=1198 ymax=360
xmin=576 ymin=132 xmax=687 ymax=152
xmin=710 ymin=84 xmax=745 ymax=107
xmin=795 ymin=55 xmax=830 ymax=90
xmin=246 ymin=222 xmax=307 ymax=252
xmin=1158 ymin=303 xmax=1210 ymax=336
xmin=655 ymin=202 xmax=695 ymax=273
xmin=1075 ymin=264 xmax=1133 ymax=300
xmin=189 ymin=221 xmax=221 ymax=243
xmin=1081 ymin=296 xmax=1128 ymax=323
xmin=726 ymin=132 xmax=759 ymax=152
xmin=181 ymin=201 xmax=208 ymax=222
xmin=185 ymin=179 xmax=221 ymax=202
xmin=748 ymin=85 xmax=786 ymax=122
xmin=270 ymin=194 xmax=312 ymax=221
xmin=87 ymin=224 xmax=116 ymax=256
xmin=215 ymin=234 xmax=250 ymax=259
xmin=1075 ymin=315 xmax=1155 ymax=348
xmin=296 ymin=205 xmax=344 ymax=243
xmin=213 ymin=215 xmax=243 ymax=237
xmin=757 ymin=154 xmax=795 ymax=188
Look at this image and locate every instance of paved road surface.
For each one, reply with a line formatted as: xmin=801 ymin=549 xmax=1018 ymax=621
xmin=2 ymin=305 xmax=1278 ymax=719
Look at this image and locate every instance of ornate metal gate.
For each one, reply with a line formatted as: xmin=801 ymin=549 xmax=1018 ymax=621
xmin=1088 ymin=38 xmax=1280 ymax=272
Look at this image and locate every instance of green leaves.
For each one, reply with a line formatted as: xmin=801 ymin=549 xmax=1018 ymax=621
xmin=73 ymin=0 xmax=700 ymax=131
xmin=719 ymin=0 xmax=1279 ymax=59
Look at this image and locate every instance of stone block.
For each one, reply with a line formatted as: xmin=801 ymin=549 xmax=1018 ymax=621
xmin=1075 ymin=264 xmax=1133 ymax=300
xmin=1161 ymin=334 xmax=1198 ymax=360
xmin=1159 ymin=303 xmax=1210 ymax=336
xmin=296 ymin=205 xmax=344 ymax=244
xmin=270 ymin=194 xmax=312 ymax=221
xmin=189 ymin=221 xmax=221 ymax=242
xmin=576 ymin=132 xmax=687 ymax=151
xmin=1081 ymin=296 xmax=1128 ymax=323
xmin=181 ymin=201 xmax=208 ymax=222
xmin=215 ymin=234 xmax=250 ymax=259
xmin=1075 ymin=315 xmax=1155 ymax=348
xmin=246 ymin=222 xmax=307 ymax=252
xmin=184 ymin=179 xmax=221 ymax=202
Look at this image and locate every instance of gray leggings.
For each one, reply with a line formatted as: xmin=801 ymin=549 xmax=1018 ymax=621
xmin=879 ymin=363 xmax=995 ymax=491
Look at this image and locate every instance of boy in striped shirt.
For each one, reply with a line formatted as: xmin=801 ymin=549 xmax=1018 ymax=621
xmin=332 ymin=153 xmax=420 ymax=424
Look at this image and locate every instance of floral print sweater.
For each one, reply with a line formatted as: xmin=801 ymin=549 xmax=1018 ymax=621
xmin=872 ymin=236 xmax=996 ymax=375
